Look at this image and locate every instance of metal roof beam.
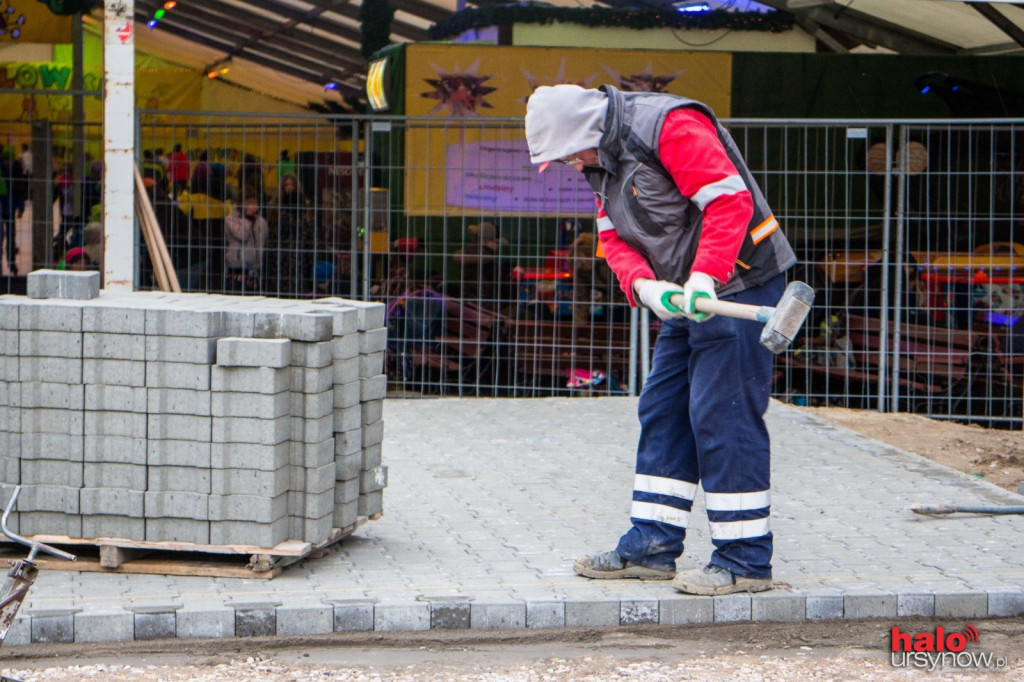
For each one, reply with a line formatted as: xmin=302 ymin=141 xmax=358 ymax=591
xmin=250 ymin=0 xmax=430 ymax=42
xmin=969 ymin=2 xmax=1024 ymax=50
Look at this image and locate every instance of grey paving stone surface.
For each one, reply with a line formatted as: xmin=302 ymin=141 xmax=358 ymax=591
xmin=9 ymin=398 xmax=1024 ymax=646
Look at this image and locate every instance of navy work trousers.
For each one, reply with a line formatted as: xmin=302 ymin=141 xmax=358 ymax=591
xmin=615 ymin=274 xmax=784 ymax=579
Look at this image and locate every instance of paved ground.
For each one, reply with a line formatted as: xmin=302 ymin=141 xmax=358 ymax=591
xmin=5 ymin=397 xmax=1024 ymax=646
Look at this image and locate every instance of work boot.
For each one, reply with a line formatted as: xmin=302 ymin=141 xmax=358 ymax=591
xmin=573 ymin=550 xmax=675 ymax=580
xmin=672 ymin=564 xmax=773 ymax=595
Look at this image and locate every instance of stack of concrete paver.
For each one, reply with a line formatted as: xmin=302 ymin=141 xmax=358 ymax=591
xmin=0 ymin=270 xmax=387 ymax=551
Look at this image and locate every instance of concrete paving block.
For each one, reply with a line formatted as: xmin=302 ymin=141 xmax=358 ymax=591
xmin=85 ymin=411 xmax=147 ymax=438
xmin=148 ymin=414 xmax=212 ymax=442
xmin=934 ymin=592 xmax=988 ymax=619
xmin=752 ymin=594 xmax=806 ymax=622
xmin=361 ymin=399 xmax=384 ymax=426
xmin=333 ymin=356 xmax=359 ymax=385
xmin=0 ymin=456 xmax=20 ymax=484
xmin=335 ymin=451 xmax=361 ymax=481
xmin=212 ymin=416 xmax=290 ymax=445
xmin=334 ymin=333 xmax=359 ymax=361
xmin=620 ymin=599 xmax=659 ymax=626
xmin=0 ymin=299 xmax=18 ymax=331
xmin=19 ymin=356 xmax=82 ymax=384
xmin=897 ymin=593 xmax=935 ymax=617
xmin=211 ymin=441 xmax=290 ymax=471
xmin=84 ymin=462 xmax=147 ymax=490
xmin=844 ymin=594 xmax=897 ymax=620
xmin=294 ymin=438 xmax=335 ymax=470
xmin=83 ymin=358 xmax=145 ymax=387
xmin=145 ymin=336 xmax=218 ymax=364
xmin=20 ymin=407 xmax=83 ymax=436
xmin=294 ymin=489 xmax=334 ymax=519
xmin=659 ymin=597 xmax=714 ymax=625
xmin=357 ymin=490 xmax=383 ymax=517
xmin=16 ymin=484 xmax=80 ymax=513
xmin=714 ymin=595 xmax=752 ymax=623
xmin=276 ymin=605 xmax=333 ymax=636
xmin=147 ymin=388 xmax=212 ymax=416
xmin=82 ymin=305 xmax=146 ymax=334
xmin=3 ymin=617 xmax=30 ymax=646
xmin=30 ymin=611 xmax=77 ymax=643
xmin=374 ymin=604 xmax=430 ymax=632
xmin=470 ymin=602 xmax=525 ymax=631
xmin=566 ymin=601 xmax=619 ymax=627
xmin=333 ymin=405 xmax=361 ymax=434
xmin=135 ymin=612 xmax=177 ymax=641
xmin=21 ymin=433 xmax=83 ymax=462
xmin=362 ymin=419 xmax=384 ymax=447
xmin=208 ymin=493 xmax=288 ymax=523
xmin=82 ymin=333 xmax=145 ymax=361
xmin=147 ymin=439 xmax=211 ymax=468
xmin=211 ymin=366 xmax=291 ymax=394
xmin=212 ymin=390 xmax=291 ymax=419
xmin=73 ymin=610 xmax=134 ymax=643
xmin=177 ymin=608 xmax=234 ymax=639
xmin=145 ymin=361 xmax=211 ymax=391
xmin=333 ymin=380 xmax=360 ymax=409
xmin=358 ymin=328 xmax=388 ymax=354
xmin=146 ymin=518 xmax=209 ymax=544
xmin=309 ymin=300 xmax=359 ymax=336
xmin=254 ymin=312 xmax=333 ymax=342
xmin=988 ymin=592 xmax=1024 ymax=617
xmin=85 ymin=385 xmax=147 ymax=412
xmin=147 ymin=468 xmax=212 ymax=495
xmin=361 ymin=375 xmax=387 ymax=402
xmin=300 ymin=513 xmax=334 ymax=543
xmin=0 ymin=329 xmax=17 ymax=357
xmin=291 ymin=366 xmax=333 ymax=395
xmin=19 ymin=302 xmax=82 ymax=332
xmin=27 ymin=269 xmax=99 ymax=300
xmin=20 ymin=459 xmax=83 ymax=488
xmin=211 ymin=466 xmax=292 ymax=497
xmin=17 ymin=382 xmax=84 ymax=410
xmin=333 ymin=602 xmax=375 ymax=632
xmin=19 ymin=330 xmax=83 ymax=358
xmin=290 ymin=341 xmax=334 ymax=369
xmin=333 ymin=499 xmax=358 ymax=529
xmin=223 ymin=310 xmax=257 ymax=338
xmin=296 ymin=414 xmax=335 ymax=445
xmin=359 ymin=352 xmax=385 ymax=379
xmin=216 ymin=337 xmax=291 ymax=368
xmin=81 ymin=515 xmax=145 ymax=540
xmin=145 ymin=308 xmax=225 ymax=338
xmin=19 ymin=511 xmax=81 ymax=537
xmin=234 ymin=605 xmax=278 ymax=637
xmin=293 ymin=390 xmax=334 ymax=420
xmin=209 ymin=517 xmax=290 ymax=547
xmin=525 ymin=601 xmax=565 ymax=629
xmin=361 ymin=444 xmax=383 ymax=471
xmin=334 ymin=428 xmax=362 ymax=457
xmin=359 ymin=465 xmax=388 ymax=494
xmin=85 ymin=436 xmax=147 ymax=465
xmin=335 ymin=477 xmax=360 ymax=505
xmin=343 ymin=300 xmax=386 ymax=331
xmin=806 ymin=595 xmax=844 ymax=620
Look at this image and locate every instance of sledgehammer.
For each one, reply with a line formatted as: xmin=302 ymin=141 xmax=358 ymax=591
xmin=668 ymin=280 xmax=815 ymax=354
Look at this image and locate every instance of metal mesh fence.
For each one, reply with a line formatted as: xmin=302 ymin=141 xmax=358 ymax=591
xmin=3 ymin=110 xmax=1008 ymax=427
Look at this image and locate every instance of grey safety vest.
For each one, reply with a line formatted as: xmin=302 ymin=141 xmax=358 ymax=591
xmin=585 ymin=85 xmax=796 ymax=297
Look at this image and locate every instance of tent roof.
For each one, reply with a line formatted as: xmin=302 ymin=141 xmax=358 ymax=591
xmin=111 ymin=0 xmax=1024 ymax=111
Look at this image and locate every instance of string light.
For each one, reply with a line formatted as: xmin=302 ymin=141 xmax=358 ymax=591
xmin=147 ymin=1 xmax=177 ymax=30
xmin=163 ymin=1 xmax=177 ymax=8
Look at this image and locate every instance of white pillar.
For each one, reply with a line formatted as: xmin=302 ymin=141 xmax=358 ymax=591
xmin=102 ymin=0 xmax=136 ymax=291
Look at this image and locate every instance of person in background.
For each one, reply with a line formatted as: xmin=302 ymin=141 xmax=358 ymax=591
xmin=224 ymin=193 xmax=268 ymax=293
xmin=57 ymin=246 xmax=92 ymax=271
xmin=525 ymin=84 xmax=796 ymax=595
xmin=0 ymin=146 xmax=26 ymax=276
xmin=168 ymin=144 xmax=191 ymax=196
xmin=265 ymin=172 xmax=314 ymax=297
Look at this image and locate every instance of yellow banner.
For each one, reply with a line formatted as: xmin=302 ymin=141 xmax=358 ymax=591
xmin=0 ymin=4 xmax=73 ymax=44
xmin=403 ymin=44 xmax=733 ymax=215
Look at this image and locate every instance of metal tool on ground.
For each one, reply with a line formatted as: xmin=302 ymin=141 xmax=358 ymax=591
xmin=668 ymin=280 xmax=815 ymax=354
xmin=912 ymin=504 xmax=1024 ymax=516
xmin=0 ymin=486 xmax=78 ymax=653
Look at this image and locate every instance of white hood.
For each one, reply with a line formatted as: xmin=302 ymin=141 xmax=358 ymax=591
xmin=524 ymin=85 xmax=608 ymax=165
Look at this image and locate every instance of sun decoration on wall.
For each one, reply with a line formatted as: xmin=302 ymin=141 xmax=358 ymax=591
xmin=420 ymin=58 xmax=497 ymax=117
xmin=603 ymin=64 xmax=685 ymax=93
xmin=521 ymin=59 xmax=598 ymax=102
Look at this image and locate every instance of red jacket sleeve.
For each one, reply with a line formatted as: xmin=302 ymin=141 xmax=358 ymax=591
xmin=595 ymin=202 xmax=654 ymax=307
xmin=657 ymin=108 xmax=753 ymax=284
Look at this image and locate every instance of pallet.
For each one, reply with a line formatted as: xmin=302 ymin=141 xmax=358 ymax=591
xmin=0 ymin=517 xmax=368 ymax=579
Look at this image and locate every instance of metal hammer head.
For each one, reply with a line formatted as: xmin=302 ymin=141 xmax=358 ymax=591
xmin=758 ymin=281 xmax=815 ymax=354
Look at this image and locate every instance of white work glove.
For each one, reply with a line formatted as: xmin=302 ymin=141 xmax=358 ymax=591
xmin=680 ymin=272 xmax=718 ymax=322
xmin=636 ymin=279 xmax=687 ymax=321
